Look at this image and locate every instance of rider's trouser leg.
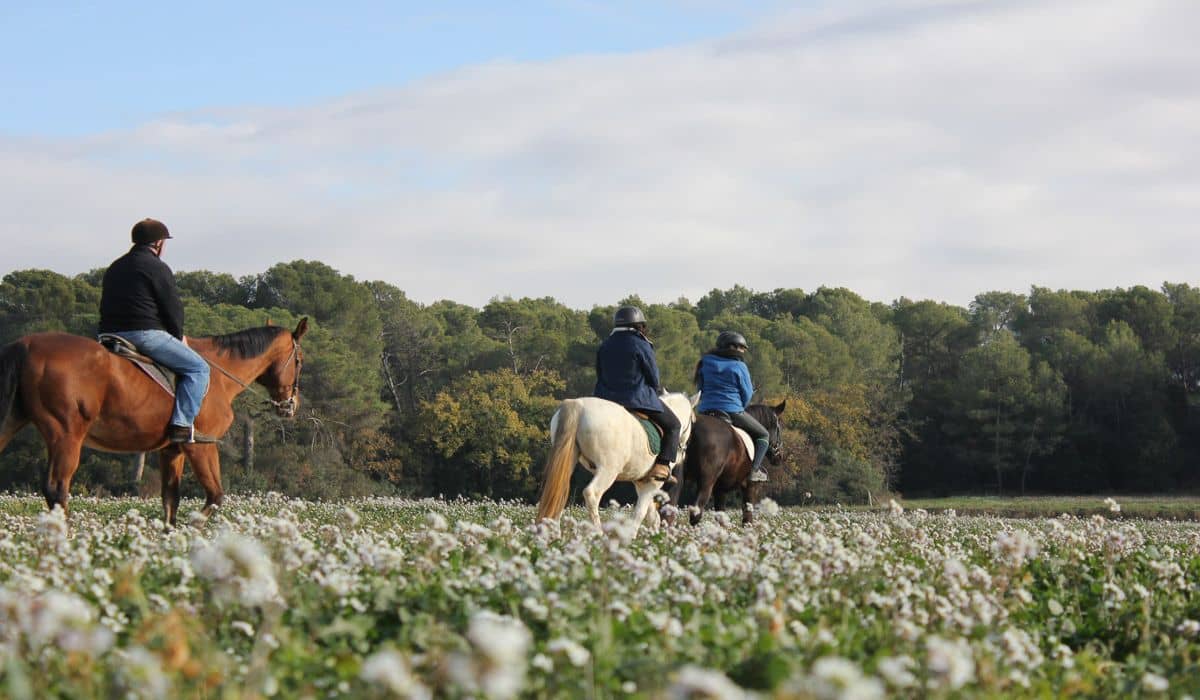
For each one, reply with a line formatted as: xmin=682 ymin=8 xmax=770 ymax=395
xmin=644 ymin=408 xmax=681 ymax=465
xmin=112 ymin=330 xmax=210 ymax=427
xmin=730 ymin=411 xmax=770 ymax=472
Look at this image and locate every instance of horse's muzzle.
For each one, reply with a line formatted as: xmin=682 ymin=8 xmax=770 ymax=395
xmin=272 ymin=396 xmax=298 ymax=418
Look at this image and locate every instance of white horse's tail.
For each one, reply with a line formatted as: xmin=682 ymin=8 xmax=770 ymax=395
xmin=537 ymin=399 xmax=583 ymax=521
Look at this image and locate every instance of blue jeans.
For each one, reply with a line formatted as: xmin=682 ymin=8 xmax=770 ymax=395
xmin=112 ymin=330 xmax=210 ymax=428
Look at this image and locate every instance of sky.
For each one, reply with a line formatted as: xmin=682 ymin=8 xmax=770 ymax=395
xmin=1 ymin=0 xmax=1197 ymax=309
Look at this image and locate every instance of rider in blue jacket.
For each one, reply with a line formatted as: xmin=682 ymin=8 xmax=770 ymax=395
xmin=595 ymin=305 xmax=681 ymax=484
xmin=694 ymin=331 xmax=769 ymax=482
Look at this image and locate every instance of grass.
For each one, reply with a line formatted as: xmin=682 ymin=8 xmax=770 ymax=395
xmin=891 ymin=494 xmax=1200 ymax=520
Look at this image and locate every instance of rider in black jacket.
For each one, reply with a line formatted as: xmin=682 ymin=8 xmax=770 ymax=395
xmin=99 ymin=219 xmax=212 ymax=443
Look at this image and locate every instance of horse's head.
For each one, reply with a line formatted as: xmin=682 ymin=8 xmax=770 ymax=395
xmin=750 ymin=400 xmax=787 ymax=465
xmin=262 ymin=318 xmax=308 ymax=418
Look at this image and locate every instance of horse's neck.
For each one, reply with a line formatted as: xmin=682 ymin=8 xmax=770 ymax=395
xmin=194 ymin=340 xmax=278 ymax=386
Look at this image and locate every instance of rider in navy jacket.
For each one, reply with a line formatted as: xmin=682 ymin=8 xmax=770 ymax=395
xmin=694 ymin=331 xmax=770 ymax=482
xmin=595 ymin=305 xmax=681 ymax=484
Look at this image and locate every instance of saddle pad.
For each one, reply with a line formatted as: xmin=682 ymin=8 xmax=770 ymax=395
xmin=730 ymin=425 xmax=754 ymax=461
xmin=636 ymin=416 xmax=661 ymax=455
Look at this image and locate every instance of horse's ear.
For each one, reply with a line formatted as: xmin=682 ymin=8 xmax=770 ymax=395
xmin=266 ymin=319 xmax=274 ymax=327
xmin=293 ymin=317 xmax=309 ymax=340
xmin=773 ymin=399 xmax=787 ymax=415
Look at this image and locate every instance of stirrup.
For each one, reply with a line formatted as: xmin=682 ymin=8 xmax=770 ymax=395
xmin=749 ymin=468 xmax=768 ymax=483
xmin=167 ymin=425 xmax=219 ymax=445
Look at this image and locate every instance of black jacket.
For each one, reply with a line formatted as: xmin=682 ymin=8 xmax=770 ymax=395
xmin=98 ymin=245 xmax=185 ymax=339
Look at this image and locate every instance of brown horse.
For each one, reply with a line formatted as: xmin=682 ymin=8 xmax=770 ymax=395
xmin=669 ymin=401 xmax=785 ymax=525
xmin=0 ymin=319 xmax=308 ymax=525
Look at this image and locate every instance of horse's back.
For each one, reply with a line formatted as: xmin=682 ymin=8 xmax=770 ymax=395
xmin=686 ymin=413 xmax=750 ymax=486
xmin=19 ymin=332 xmax=115 ymax=378
xmin=554 ymin=397 xmax=648 ymax=471
xmin=19 ymin=331 xmax=105 ymax=357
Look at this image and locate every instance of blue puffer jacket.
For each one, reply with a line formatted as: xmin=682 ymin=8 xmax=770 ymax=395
xmin=695 ymin=352 xmax=753 ymax=413
xmin=594 ymin=328 xmax=666 ymax=412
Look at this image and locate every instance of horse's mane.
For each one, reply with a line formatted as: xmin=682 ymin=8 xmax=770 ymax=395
xmin=746 ymin=403 xmax=779 ymax=430
xmin=207 ymin=326 xmax=289 ymax=359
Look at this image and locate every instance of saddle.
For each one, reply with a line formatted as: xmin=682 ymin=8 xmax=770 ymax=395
xmin=628 ymin=410 xmax=663 ymax=455
xmin=701 ymin=410 xmax=755 ymax=461
xmin=97 ymin=334 xmax=176 ymax=396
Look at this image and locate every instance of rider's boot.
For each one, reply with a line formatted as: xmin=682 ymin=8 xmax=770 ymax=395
xmin=650 ymin=460 xmax=677 ymax=485
xmin=749 ymin=438 xmax=770 ymax=482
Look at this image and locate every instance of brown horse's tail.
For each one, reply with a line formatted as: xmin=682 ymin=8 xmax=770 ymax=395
xmin=536 ymin=399 xmax=583 ymax=521
xmin=0 ymin=342 xmax=28 ymax=446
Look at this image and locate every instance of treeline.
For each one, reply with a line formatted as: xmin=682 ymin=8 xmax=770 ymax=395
xmin=1 ymin=262 xmax=1198 ymax=503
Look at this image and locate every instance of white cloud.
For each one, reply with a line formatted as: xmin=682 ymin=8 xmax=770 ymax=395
xmin=2 ymin=0 xmax=1198 ymax=309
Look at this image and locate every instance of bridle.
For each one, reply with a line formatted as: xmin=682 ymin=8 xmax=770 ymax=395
xmin=272 ymin=338 xmax=303 ymax=415
xmin=768 ymin=414 xmax=784 ymax=459
xmin=205 ymin=337 xmax=303 ymax=416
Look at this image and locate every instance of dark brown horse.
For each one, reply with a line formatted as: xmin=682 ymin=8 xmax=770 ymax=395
xmin=669 ymin=401 xmax=785 ymax=525
xmin=0 ymin=319 xmax=308 ymax=525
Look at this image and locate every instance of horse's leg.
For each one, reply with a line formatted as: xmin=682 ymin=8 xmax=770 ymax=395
xmin=741 ymin=484 xmax=755 ymax=524
xmin=632 ymin=481 xmax=662 ymax=534
xmin=581 ymin=468 xmax=618 ymax=531
xmin=0 ymin=420 xmax=28 ymax=454
xmin=185 ymin=444 xmax=225 ymax=519
xmin=35 ymin=421 xmax=86 ymax=515
xmin=691 ymin=478 xmax=716 ymax=526
xmin=159 ymin=446 xmax=186 ymax=527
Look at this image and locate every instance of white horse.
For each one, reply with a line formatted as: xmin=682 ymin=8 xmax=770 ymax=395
xmin=536 ymin=392 xmax=697 ymax=533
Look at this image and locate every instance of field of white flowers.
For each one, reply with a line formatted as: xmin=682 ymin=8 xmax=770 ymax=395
xmin=1 ymin=494 xmax=1198 ymax=699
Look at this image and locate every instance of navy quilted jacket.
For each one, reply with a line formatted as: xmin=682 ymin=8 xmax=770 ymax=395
xmin=594 ymin=328 xmax=666 ymax=412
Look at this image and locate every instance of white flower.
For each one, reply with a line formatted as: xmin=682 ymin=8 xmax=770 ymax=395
xmin=230 ymin=620 xmax=255 ymax=638
xmin=925 ymin=636 xmax=975 ymax=690
xmin=807 ymin=656 xmax=885 ymax=699
xmin=190 ymin=533 xmax=280 ymax=607
xmin=1142 ymin=672 xmax=1169 ymax=692
xmin=469 ymin=612 xmax=531 ymax=668
xmin=361 ymin=649 xmax=430 ymax=700
xmin=888 ymin=499 xmax=904 ymax=516
xmin=547 ymin=637 xmax=591 ymax=668
xmin=36 ymin=506 xmax=69 ymax=544
xmin=1047 ymin=599 xmax=1064 ymax=616
xmin=1104 ymin=497 xmax=1121 ymax=513
xmin=116 ymin=646 xmax=171 ymax=700
xmin=991 ymin=530 xmax=1039 ymax=568
xmin=425 ymin=511 xmax=448 ymax=531
xmin=447 ymin=611 xmax=531 ymax=700
xmin=1176 ymin=620 xmax=1200 ymax=638
xmin=667 ymin=665 xmax=747 ymax=699
xmin=876 ymin=656 xmax=916 ymax=689
xmin=758 ymin=498 xmax=781 ymax=517
xmin=521 ymin=596 xmax=548 ymax=621
xmin=340 ymin=506 xmax=361 ymax=528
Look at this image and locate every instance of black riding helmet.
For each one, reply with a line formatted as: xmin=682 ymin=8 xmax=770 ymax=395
xmin=131 ymin=218 xmax=172 ymax=244
xmin=613 ymin=305 xmax=647 ymax=328
xmin=717 ymin=330 xmax=748 ymax=350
